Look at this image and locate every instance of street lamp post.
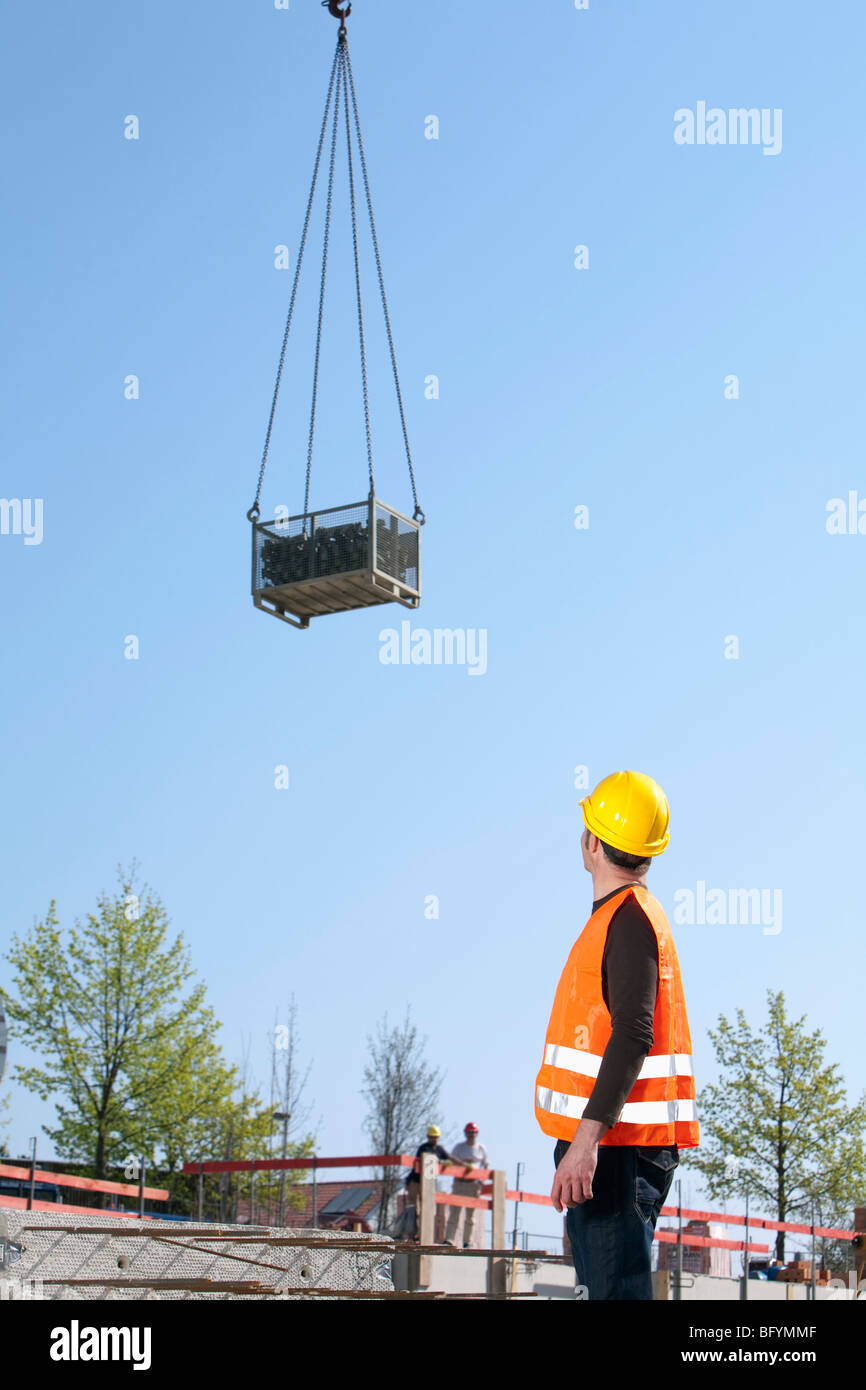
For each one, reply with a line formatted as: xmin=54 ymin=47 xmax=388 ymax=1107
xmin=273 ymin=1111 xmax=291 ymax=1227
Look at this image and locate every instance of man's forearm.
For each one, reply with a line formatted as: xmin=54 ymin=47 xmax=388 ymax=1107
xmin=571 ymin=1117 xmax=608 ymax=1149
xmin=583 ymin=1033 xmax=650 ymax=1127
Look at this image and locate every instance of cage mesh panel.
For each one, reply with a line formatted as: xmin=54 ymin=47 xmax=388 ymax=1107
xmin=4 ymin=1210 xmax=394 ymax=1302
xmin=374 ymin=504 xmax=419 ymax=591
xmin=255 ymin=504 xmax=370 ymax=592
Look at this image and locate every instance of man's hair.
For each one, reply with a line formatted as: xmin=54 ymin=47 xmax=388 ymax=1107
xmin=585 ymin=828 xmax=651 ymax=873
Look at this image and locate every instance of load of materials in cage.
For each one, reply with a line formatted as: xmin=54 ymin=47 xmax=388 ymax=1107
xmin=247 ymin=1 xmax=424 ymax=630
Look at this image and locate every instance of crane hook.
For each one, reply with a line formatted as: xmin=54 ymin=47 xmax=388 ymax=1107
xmin=322 ymin=0 xmax=351 ymax=36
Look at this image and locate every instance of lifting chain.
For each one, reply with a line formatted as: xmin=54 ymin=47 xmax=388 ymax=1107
xmin=249 ymin=3 xmax=425 ymax=528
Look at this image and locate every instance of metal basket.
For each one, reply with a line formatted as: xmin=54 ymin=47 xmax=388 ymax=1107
xmin=252 ymin=496 xmax=421 ymax=628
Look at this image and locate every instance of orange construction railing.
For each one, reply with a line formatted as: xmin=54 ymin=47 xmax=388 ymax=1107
xmin=0 ymin=1161 xmax=169 ymax=1220
xmin=179 ymin=1153 xmax=856 ymax=1252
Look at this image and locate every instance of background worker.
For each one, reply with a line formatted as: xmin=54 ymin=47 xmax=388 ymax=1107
xmin=535 ymin=771 xmax=699 ymax=1300
xmin=403 ymin=1125 xmax=456 ymax=1236
xmin=444 ymin=1122 xmax=490 ymax=1248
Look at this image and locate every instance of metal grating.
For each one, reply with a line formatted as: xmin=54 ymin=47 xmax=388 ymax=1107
xmin=252 ymin=496 xmax=421 ymax=627
xmin=255 ymin=503 xmax=370 ymax=593
xmin=374 ymin=503 xmax=419 ymax=591
xmin=1 ymin=1210 xmax=395 ymax=1302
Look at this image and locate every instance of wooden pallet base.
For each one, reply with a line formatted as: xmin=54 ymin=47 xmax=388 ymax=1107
xmin=254 ymin=568 xmax=420 ymax=627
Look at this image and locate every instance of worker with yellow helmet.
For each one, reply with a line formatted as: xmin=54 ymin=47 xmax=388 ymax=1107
xmin=402 ymin=1124 xmax=458 ymax=1239
xmin=535 ymin=771 xmax=699 ymax=1299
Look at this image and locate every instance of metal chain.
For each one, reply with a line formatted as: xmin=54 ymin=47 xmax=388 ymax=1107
xmin=341 ymin=41 xmax=374 ymax=499
xmin=303 ymin=46 xmax=344 ymax=521
xmin=247 ymin=41 xmax=341 ymax=523
xmin=250 ymin=19 xmax=425 ymax=528
xmin=343 ymin=41 xmax=425 ymax=523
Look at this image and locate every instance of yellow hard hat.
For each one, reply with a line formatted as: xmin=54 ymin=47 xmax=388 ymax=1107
xmin=426 ymin=1125 xmax=441 ymax=1138
xmin=581 ymin=771 xmax=670 ymax=857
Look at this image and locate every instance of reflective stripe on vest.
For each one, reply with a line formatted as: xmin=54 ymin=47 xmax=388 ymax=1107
xmin=536 ymin=1085 xmax=698 ymax=1126
xmin=534 ymin=884 xmax=700 ymax=1148
xmin=543 ymin=1043 xmax=694 ymax=1081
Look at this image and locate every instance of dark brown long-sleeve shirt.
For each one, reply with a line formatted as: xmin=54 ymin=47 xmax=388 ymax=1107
xmin=581 ymin=886 xmax=659 ymax=1130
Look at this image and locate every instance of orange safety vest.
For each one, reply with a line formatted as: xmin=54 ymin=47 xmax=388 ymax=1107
xmin=535 ymin=884 xmax=699 ymax=1148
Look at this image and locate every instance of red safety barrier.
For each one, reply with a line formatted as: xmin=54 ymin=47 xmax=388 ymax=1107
xmin=180 ymin=1154 xmax=412 ymax=1176
xmin=176 ymin=1154 xmax=856 ymax=1248
xmin=0 ymin=1163 xmax=168 ymax=1202
xmin=656 ymin=1229 xmax=769 ymax=1253
xmin=506 ymin=1188 xmax=554 ymax=1207
xmin=0 ymin=1195 xmax=156 ymax=1220
xmin=434 ymin=1191 xmax=491 ymax=1210
xmin=657 ymin=1204 xmax=854 ymax=1242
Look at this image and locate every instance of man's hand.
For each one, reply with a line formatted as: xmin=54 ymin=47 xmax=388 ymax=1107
xmin=551 ymin=1120 xmax=607 ymax=1212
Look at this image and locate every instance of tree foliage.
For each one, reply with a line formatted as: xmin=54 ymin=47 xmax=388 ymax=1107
xmin=2 ymin=870 xmax=239 ymax=1199
xmin=174 ymin=1059 xmax=315 ymax=1223
xmin=684 ymin=990 xmax=866 ymax=1261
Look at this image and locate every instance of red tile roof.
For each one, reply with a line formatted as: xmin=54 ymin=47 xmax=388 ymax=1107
xmin=236 ymin=1179 xmax=383 ymax=1229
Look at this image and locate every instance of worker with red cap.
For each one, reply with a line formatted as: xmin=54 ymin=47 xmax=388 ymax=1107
xmin=444 ymin=1123 xmax=490 ymax=1248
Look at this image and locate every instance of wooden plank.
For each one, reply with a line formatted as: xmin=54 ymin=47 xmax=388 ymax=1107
xmin=262 ymin=585 xmax=333 ymax=617
xmin=295 ymin=578 xmax=357 ymax=611
xmin=266 ymin=569 xmax=367 ymax=600
xmin=490 ymin=1171 xmax=507 ymax=1296
xmin=314 ymin=574 xmax=393 ymax=608
xmin=417 ymin=1152 xmax=437 ymax=1287
xmin=263 ymin=577 xmax=381 ymax=618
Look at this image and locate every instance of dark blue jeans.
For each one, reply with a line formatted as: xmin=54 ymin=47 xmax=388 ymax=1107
xmin=554 ymin=1140 xmax=678 ymax=1300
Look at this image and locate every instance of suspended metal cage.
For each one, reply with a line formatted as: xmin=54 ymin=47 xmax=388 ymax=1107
xmin=252 ymin=496 xmax=420 ymax=629
xmin=246 ymin=5 xmax=426 ymax=632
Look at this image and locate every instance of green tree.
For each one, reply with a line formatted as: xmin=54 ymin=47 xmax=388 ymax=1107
xmin=684 ymin=990 xmax=866 ymax=1261
xmin=1 ymin=869 xmax=238 ymax=1202
xmin=175 ymin=1041 xmax=315 ymax=1224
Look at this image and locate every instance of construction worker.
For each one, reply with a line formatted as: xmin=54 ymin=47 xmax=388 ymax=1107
xmin=535 ymin=771 xmax=699 ymax=1300
xmin=444 ymin=1122 xmax=490 ymax=1248
xmin=403 ymin=1125 xmax=456 ymax=1237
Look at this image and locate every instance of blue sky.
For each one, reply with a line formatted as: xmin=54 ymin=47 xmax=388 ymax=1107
xmin=1 ymin=0 xmax=864 ymax=1245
